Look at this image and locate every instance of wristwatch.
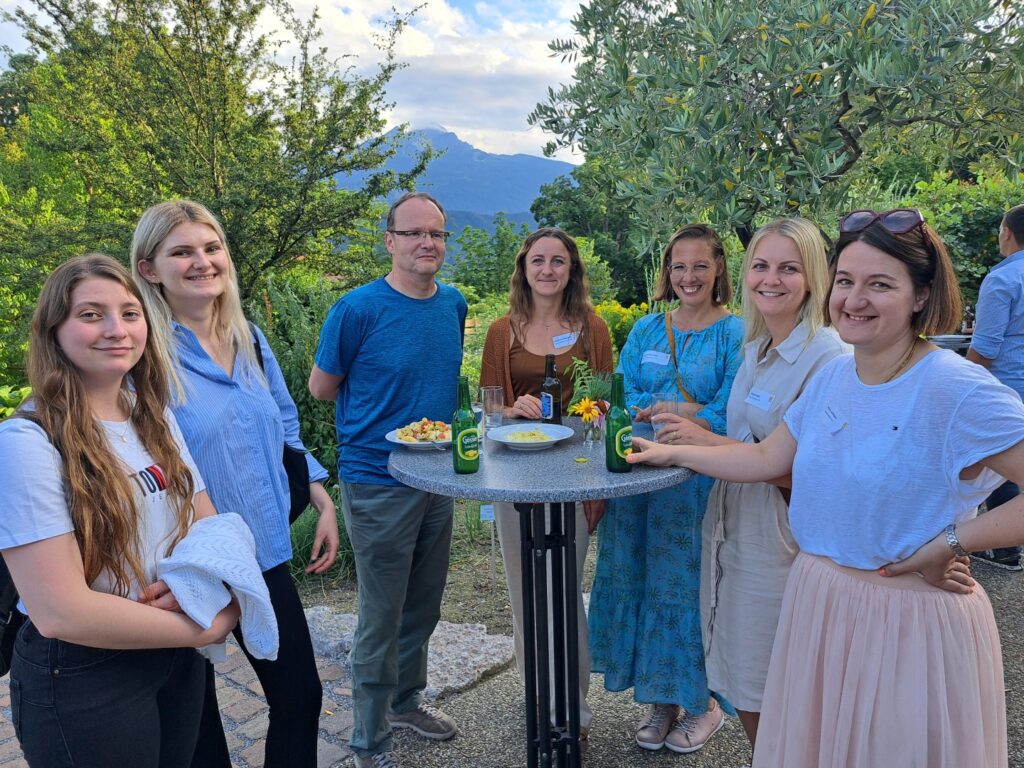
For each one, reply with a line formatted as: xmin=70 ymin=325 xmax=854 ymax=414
xmin=943 ymin=523 xmax=969 ymax=557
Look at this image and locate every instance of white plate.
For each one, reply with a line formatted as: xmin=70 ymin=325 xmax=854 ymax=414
xmin=487 ymin=422 xmax=574 ymax=451
xmin=385 ymin=429 xmax=451 ymax=450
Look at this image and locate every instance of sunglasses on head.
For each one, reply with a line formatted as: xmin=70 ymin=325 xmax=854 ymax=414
xmin=839 ymin=208 xmax=926 ymax=236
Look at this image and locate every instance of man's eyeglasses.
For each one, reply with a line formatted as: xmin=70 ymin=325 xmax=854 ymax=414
xmin=389 ymin=229 xmax=452 ymax=242
xmin=839 ymin=208 xmax=926 ymax=236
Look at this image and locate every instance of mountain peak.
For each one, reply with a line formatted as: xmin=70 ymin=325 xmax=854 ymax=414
xmin=337 ymin=128 xmax=575 ymax=226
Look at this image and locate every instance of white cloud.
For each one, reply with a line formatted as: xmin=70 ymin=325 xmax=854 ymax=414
xmin=0 ymin=0 xmax=583 ymax=162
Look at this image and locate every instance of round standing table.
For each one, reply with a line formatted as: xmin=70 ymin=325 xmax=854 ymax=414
xmin=388 ymin=420 xmax=691 ymax=768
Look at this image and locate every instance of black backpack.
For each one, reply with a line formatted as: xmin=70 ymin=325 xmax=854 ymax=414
xmin=249 ymin=324 xmax=311 ymax=523
xmin=0 ymin=556 xmax=25 ymax=676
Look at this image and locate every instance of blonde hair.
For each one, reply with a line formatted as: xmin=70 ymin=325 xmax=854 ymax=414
xmin=130 ymin=200 xmax=260 ymax=401
xmin=652 ymin=223 xmax=732 ymax=306
xmin=741 ymin=218 xmax=830 ymax=344
xmin=22 ymin=254 xmax=195 ymax=595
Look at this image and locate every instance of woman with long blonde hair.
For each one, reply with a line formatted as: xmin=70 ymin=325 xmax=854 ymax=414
xmin=132 ymin=200 xmax=338 ymax=768
xmin=0 ymin=254 xmax=238 ymax=767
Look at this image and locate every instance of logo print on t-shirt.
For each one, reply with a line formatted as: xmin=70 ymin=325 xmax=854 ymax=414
xmin=129 ymin=465 xmax=168 ymax=497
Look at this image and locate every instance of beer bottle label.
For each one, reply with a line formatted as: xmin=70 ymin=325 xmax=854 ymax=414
xmin=614 ymin=426 xmax=633 ymax=459
xmin=457 ymin=428 xmax=480 ymax=461
xmin=541 ymin=392 xmax=554 ymax=420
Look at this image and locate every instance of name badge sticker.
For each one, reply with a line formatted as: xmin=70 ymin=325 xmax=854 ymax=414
xmin=642 ymin=350 xmax=671 ymax=366
xmin=552 ymin=332 xmax=579 ymax=349
xmin=745 ymin=388 xmax=774 ymax=411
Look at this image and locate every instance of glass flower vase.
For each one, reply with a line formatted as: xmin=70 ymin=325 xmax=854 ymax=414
xmin=582 ymin=421 xmax=603 ymax=449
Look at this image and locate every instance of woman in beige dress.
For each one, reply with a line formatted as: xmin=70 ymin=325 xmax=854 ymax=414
xmin=654 ymin=218 xmax=847 ymax=749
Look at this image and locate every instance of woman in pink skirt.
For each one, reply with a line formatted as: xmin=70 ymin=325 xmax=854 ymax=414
xmin=626 ymin=208 xmax=1023 ymax=768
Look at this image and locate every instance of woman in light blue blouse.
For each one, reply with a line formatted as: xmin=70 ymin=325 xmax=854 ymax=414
xmin=588 ymin=223 xmax=743 ymax=755
xmin=131 ymin=200 xmax=339 ymax=768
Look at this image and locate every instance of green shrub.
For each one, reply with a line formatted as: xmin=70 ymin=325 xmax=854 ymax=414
xmin=245 ymin=271 xmax=353 ymax=581
xmin=461 ymin=293 xmax=510 ymax=389
xmin=0 ymin=384 xmax=31 ymax=417
xmin=900 ymin=173 xmax=1024 ymax=305
xmin=594 ymin=299 xmax=650 ymax=354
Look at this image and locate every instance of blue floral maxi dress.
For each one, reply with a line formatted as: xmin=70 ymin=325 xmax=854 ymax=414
xmin=589 ymin=312 xmax=743 ymax=710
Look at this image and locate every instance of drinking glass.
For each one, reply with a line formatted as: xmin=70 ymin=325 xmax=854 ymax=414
xmin=651 ymin=391 xmax=681 ymax=437
xmin=480 ymin=386 xmax=504 ymax=433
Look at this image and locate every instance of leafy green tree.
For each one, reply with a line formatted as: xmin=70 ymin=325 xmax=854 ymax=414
xmin=532 ymin=157 xmax=644 ymax=303
xmin=530 ymin=0 xmax=1024 ymax=248
xmin=577 ymin=237 xmax=614 ymax=303
xmin=445 ymin=214 xmax=530 ymax=297
xmin=902 ymin=172 xmax=1024 ymax=305
xmin=0 ymin=0 xmax=425 ymax=381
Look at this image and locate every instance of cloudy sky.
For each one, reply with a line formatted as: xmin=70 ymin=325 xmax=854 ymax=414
xmin=0 ymin=0 xmax=583 ymax=161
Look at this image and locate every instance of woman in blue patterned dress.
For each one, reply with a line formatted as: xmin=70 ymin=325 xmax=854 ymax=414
xmin=589 ymin=223 xmax=743 ymax=754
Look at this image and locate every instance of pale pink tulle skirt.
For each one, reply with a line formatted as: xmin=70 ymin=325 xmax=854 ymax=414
xmin=753 ymin=553 xmax=1006 ymax=768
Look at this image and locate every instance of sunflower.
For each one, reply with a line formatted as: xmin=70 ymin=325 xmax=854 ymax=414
xmin=569 ymin=396 xmax=602 ymax=424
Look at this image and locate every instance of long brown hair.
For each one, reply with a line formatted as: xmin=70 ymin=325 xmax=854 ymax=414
xmin=23 ymin=254 xmax=195 ymax=595
xmin=507 ymin=227 xmax=595 ymax=362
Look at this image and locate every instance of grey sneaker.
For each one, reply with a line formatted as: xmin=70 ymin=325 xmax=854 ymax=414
xmin=635 ymin=703 xmax=679 ymax=750
xmin=354 ymin=752 xmax=400 ymax=768
xmin=387 ymin=702 xmax=458 ymax=740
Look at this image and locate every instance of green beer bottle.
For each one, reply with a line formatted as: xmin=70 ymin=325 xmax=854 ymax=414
xmin=605 ymin=372 xmax=633 ymax=473
xmin=453 ymin=376 xmax=480 ymax=474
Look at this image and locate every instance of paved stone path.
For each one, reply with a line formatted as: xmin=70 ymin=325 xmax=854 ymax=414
xmin=0 ymin=637 xmax=356 ymax=768
xmin=0 ymin=610 xmax=514 ymax=768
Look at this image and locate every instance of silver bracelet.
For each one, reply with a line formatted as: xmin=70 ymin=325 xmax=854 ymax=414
xmin=943 ymin=523 xmax=969 ymax=557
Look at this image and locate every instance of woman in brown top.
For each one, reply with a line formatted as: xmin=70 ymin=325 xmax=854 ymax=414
xmin=480 ymin=226 xmax=612 ymax=746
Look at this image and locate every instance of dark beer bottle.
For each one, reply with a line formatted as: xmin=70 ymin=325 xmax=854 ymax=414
xmin=540 ymin=354 xmax=562 ymax=424
xmin=453 ymin=375 xmax=480 ymax=474
xmin=605 ymin=372 xmax=632 ymax=473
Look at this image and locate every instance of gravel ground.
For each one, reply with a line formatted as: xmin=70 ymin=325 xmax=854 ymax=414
xmin=384 ymin=560 xmax=1024 ymax=768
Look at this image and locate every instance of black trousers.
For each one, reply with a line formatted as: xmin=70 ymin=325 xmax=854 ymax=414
xmin=12 ymin=622 xmax=205 ymax=768
xmin=191 ymin=561 xmax=323 ymax=768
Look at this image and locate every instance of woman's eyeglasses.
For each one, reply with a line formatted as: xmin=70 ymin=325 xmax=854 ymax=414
xmin=839 ymin=208 xmax=925 ymax=236
xmin=839 ymin=208 xmax=929 ymax=236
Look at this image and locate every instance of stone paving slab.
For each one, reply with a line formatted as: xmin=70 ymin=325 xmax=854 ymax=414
xmin=0 ymin=608 xmax=515 ymax=768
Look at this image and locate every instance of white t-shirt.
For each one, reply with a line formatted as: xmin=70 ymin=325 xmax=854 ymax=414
xmin=784 ymin=349 xmax=1024 ymax=569
xmin=0 ymin=412 xmax=206 ymax=603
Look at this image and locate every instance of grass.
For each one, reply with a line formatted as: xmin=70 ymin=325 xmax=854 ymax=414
xmin=294 ymin=496 xmax=597 ymax=638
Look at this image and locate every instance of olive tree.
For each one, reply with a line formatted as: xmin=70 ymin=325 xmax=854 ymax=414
xmin=530 ymin=0 xmax=1024 ymax=249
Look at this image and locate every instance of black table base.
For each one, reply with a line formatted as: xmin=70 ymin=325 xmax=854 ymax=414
xmin=516 ymin=502 xmax=583 ymax=768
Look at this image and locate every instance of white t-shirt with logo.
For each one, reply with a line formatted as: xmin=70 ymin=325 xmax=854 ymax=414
xmin=784 ymin=349 xmax=1024 ymax=569
xmin=0 ymin=412 xmax=206 ymax=602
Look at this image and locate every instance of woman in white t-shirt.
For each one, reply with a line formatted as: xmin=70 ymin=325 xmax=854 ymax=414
xmin=627 ymin=209 xmax=1024 ymax=768
xmin=0 ymin=254 xmax=239 ymax=768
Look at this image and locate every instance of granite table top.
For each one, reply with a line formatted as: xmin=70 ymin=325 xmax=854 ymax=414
xmin=387 ymin=418 xmax=692 ymax=503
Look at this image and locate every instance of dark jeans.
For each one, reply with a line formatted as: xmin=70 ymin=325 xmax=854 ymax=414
xmin=983 ymin=480 xmax=1022 ymax=559
xmin=11 ymin=621 xmax=205 ymax=768
xmin=190 ymin=561 xmax=322 ymax=768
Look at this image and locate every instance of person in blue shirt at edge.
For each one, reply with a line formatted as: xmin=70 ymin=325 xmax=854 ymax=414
xmin=131 ymin=200 xmax=340 ymax=768
xmin=309 ymin=191 xmax=468 ymax=768
xmin=967 ymin=203 xmax=1024 ymax=571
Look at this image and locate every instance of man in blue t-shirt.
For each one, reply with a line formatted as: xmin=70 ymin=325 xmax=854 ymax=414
xmin=310 ymin=192 xmax=467 ymax=768
xmin=967 ymin=203 xmax=1024 ymax=571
